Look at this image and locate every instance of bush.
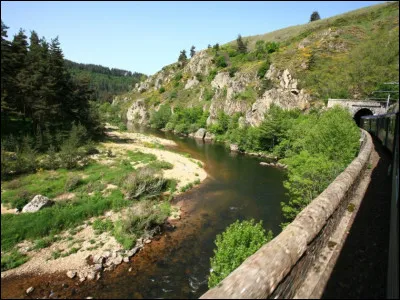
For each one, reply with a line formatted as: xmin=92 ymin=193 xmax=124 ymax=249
xmin=257 ymin=60 xmax=271 ymax=79
xmin=207 ymin=69 xmax=218 ymax=82
xmin=150 ymin=105 xmax=172 ymax=129
xmin=123 ymin=167 xmax=167 ymax=200
xmin=1 ymin=250 xmax=29 ymax=271
xmin=159 ymin=86 xmax=166 ymax=94
xmin=208 ymin=219 xmax=273 ymax=288
xmin=215 ymin=55 xmax=228 ymax=68
xmin=64 ymin=175 xmax=81 ymax=191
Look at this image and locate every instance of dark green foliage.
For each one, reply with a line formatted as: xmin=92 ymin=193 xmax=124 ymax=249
xmin=178 ymin=49 xmax=188 ymax=67
xmin=150 ymin=106 xmax=209 ymax=134
xmin=213 ymin=43 xmax=220 ymax=52
xmin=228 ymin=66 xmax=238 ymax=77
xmin=310 ymin=11 xmax=321 ymax=22
xmin=207 ymin=69 xmax=218 ymax=82
xmin=65 ymin=59 xmax=145 ymax=103
xmin=214 ymin=55 xmax=228 ymax=68
xmin=150 ymin=105 xmax=172 ymax=129
xmin=208 ymin=219 xmax=273 ymax=288
xmin=236 ymin=34 xmax=247 ymax=54
xmin=1 ymin=22 xmax=104 ymax=147
xmin=257 ymin=59 xmax=271 ymax=79
xmin=159 ymin=86 xmax=165 ymax=94
xmin=208 ymin=111 xmax=230 ymax=135
xmin=258 ymin=78 xmax=273 ymax=97
xmin=190 ymin=45 xmax=196 ymax=58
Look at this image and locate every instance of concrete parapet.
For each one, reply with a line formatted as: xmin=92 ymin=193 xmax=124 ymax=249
xmin=201 ymin=129 xmax=372 ymax=299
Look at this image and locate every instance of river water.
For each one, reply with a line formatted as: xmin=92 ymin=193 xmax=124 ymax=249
xmin=1 ymin=125 xmax=287 ymax=299
xmin=88 ymin=124 xmax=287 ymax=299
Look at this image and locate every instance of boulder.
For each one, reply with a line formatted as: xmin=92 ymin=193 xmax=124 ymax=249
xmin=194 ymin=128 xmax=207 ymax=140
xmin=66 ymin=271 xmax=77 ymax=279
xmin=22 ymin=195 xmax=54 ymax=213
xmin=204 ymin=132 xmax=215 ymax=141
xmin=26 ymin=287 xmax=34 ymax=294
xmin=230 ymin=144 xmax=239 ymax=152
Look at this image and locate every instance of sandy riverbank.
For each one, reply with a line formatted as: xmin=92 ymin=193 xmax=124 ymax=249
xmin=1 ymin=125 xmax=207 ymax=281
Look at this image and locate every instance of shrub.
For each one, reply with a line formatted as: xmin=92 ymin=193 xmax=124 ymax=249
xmin=208 ymin=219 xmax=273 ymax=288
xmin=150 ymin=105 xmax=172 ymax=129
xmin=215 ymin=55 xmax=228 ymax=68
xmin=1 ymin=250 xmax=29 ymax=271
xmin=64 ymin=175 xmax=81 ymax=191
xmin=92 ymin=219 xmax=114 ymax=233
xmin=123 ymin=167 xmax=167 ymax=200
xmin=228 ymin=66 xmax=238 ymax=78
xmin=257 ymin=60 xmax=271 ymax=79
xmin=207 ymin=69 xmax=218 ymax=82
xmin=159 ymin=86 xmax=166 ymax=94
xmin=148 ymin=160 xmax=173 ymax=170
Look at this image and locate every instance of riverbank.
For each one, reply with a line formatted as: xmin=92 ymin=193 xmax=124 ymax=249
xmin=1 ymin=125 xmax=207 ymax=283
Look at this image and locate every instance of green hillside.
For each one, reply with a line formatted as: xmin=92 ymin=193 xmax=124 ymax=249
xmin=65 ymin=59 xmax=147 ymax=103
xmin=118 ymin=1 xmax=398 ymax=114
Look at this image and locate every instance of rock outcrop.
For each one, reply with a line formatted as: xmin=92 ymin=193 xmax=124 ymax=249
xmin=246 ymin=65 xmax=311 ymax=126
xmin=22 ymin=195 xmax=54 ymax=213
xmin=126 ymin=99 xmax=149 ymax=124
xmin=194 ymin=128 xmax=207 ymax=140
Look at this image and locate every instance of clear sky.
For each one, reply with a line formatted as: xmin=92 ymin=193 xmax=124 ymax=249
xmin=1 ymin=1 xmax=387 ymax=75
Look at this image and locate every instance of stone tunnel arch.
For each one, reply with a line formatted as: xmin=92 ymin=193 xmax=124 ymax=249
xmin=354 ymin=108 xmax=373 ymax=126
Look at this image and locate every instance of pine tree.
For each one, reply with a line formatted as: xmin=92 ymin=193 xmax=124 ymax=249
xmin=178 ymin=49 xmax=187 ymax=67
xmin=236 ymin=34 xmax=247 ymax=54
xmin=190 ymin=45 xmax=196 ymax=58
xmin=310 ymin=11 xmax=321 ymax=22
xmin=1 ymin=21 xmax=14 ymax=128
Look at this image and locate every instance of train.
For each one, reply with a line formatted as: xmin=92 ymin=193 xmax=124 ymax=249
xmin=360 ymin=111 xmax=399 ymax=154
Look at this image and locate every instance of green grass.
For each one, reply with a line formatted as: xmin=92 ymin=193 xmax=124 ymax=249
xmin=1 ymin=193 xmax=115 ymax=251
xmin=147 ymin=160 xmax=173 ymax=170
xmin=1 ymin=249 xmax=29 ymax=271
xmin=92 ymin=218 xmax=114 ymax=234
xmin=126 ymin=150 xmax=157 ymax=163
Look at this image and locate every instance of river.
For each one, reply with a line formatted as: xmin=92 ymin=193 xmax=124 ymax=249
xmin=1 ymin=125 xmax=287 ymax=299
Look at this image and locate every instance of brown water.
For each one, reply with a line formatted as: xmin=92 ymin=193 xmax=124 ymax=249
xmin=0 ymin=125 xmax=287 ymax=299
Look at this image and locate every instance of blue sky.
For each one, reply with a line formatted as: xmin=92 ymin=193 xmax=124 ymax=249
xmin=1 ymin=1 xmax=386 ymax=75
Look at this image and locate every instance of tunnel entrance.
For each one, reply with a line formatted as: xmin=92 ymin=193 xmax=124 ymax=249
xmin=354 ymin=108 xmax=373 ymax=126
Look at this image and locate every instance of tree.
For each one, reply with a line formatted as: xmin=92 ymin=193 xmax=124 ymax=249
xmin=207 ymin=44 xmax=211 ymax=49
xmin=208 ymin=219 xmax=273 ymax=288
xmin=178 ymin=49 xmax=187 ymax=67
xmin=190 ymin=45 xmax=196 ymax=58
xmin=310 ymin=11 xmax=321 ymax=22
xmin=213 ymin=43 xmax=219 ymax=52
xmin=236 ymin=34 xmax=247 ymax=54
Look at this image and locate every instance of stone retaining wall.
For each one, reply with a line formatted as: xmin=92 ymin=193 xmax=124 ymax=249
xmin=200 ymin=129 xmax=372 ymax=299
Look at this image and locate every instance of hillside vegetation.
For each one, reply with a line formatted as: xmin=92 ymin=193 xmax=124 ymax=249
xmin=65 ymin=60 xmax=146 ymax=103
xmin=109 ymin=1 xmax=397 ymax=229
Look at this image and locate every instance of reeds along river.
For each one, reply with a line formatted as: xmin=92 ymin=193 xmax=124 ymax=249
xmin=0 ymin=124 xmax=287 ymax=299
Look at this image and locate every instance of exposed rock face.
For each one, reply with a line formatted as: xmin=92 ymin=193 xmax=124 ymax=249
xmin=207 ymin=72 xmax=256 ymax=125
xmin=194 ymin=128 xmax=207 ymax=140
xmin=230 ymin=144 xmax=239 ymax=152
xmin=204 ymin=132 xmax=215 ymax=141
xmin=22 ymin=195 xmax=54 ymax=213
xmin=126 ymin=99 xmax=149 ymax=124
xmin=184 ymin=77 xmax=200 ymax=90
xmin=183 ymin=50 xmax=213 ymax=76
xmin=246 ymin=65 xmax=311 ymax=126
